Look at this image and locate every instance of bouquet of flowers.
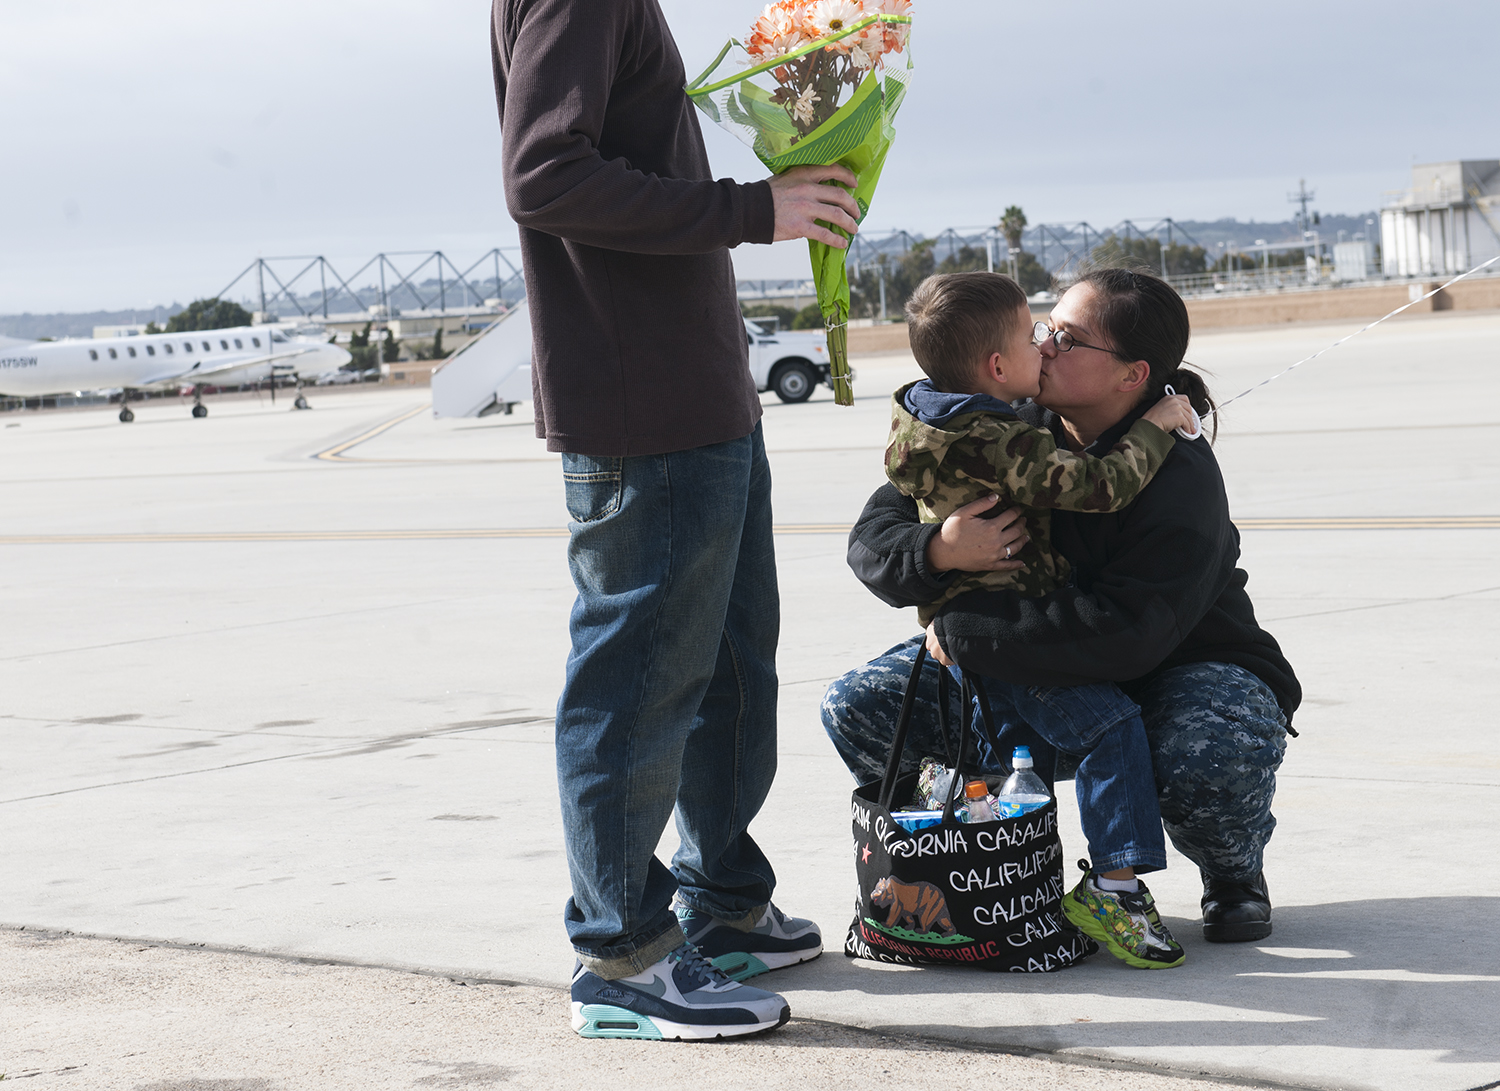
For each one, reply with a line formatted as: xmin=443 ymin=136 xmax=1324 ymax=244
xmin=688 ymin=0 xmax=913 ymax=406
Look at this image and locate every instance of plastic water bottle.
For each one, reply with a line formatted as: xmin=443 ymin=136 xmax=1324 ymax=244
xmin=961 ymin=779 xmax=994 ymax=823
xmin=993 ymin=746 xmax=1051 ymax=817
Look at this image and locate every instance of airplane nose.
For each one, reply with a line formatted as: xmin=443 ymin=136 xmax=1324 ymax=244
xmin=325 ymin=343 xmax=353 ymax=368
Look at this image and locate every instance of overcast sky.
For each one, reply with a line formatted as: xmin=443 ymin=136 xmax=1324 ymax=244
xmin=1 ymin=0 xmax=1494 ymax=313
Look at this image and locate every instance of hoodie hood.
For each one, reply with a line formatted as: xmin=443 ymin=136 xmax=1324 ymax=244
xmin=886 ymin=380 xmax=1018 ymax=501
xmin=902 ymin=378 xmax=1018 ymax=429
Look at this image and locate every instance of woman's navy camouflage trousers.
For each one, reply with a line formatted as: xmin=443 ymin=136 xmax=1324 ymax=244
xmin=821 ymin=636 xmax=1289 ymax=884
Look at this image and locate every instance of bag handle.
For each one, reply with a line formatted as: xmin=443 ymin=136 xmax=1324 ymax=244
xmin=876 ymin=645 xmax=997 ymax=820
xmin=877 ymin=643 xmax=928 ymax=811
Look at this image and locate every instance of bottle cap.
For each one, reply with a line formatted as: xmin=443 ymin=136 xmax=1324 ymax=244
xmin=1012 ymin=746 xmax=1033 ymax=769
xmin=964 ymin=779 xmax=988 ymax=799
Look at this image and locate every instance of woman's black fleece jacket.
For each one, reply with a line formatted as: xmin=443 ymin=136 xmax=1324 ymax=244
xmin=848 ymin=399 xmax=1302 ymax=723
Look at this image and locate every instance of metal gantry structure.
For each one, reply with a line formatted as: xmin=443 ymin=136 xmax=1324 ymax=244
xmin=844 ymin=218 xmax=1213 ymax=283
xmin=215 ymin=249 xmax=527 ymax=320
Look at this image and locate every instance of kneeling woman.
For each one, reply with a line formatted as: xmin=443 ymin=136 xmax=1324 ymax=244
xmin=823 ymin=268 xmax=1300 ymax=945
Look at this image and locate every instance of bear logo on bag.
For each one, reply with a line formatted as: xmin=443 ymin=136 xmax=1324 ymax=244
xmin=871 ymin=876 xmax=957 ymax=938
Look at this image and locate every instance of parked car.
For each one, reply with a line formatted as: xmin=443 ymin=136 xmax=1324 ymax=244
xmin=744 ymin=318 xmax=832 ymax=403
xmin=314 ymin=368 xmax=365 ymax=385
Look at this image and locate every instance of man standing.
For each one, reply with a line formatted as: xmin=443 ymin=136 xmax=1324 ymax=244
xmin=492 ymin=0 xmax=861 ymax=1040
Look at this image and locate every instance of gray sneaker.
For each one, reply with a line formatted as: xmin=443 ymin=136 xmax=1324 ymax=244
xmin=571 ymin=943 xmax=790 ymax=1040
xmin=675 ymin=902 xmax=823 ymax=981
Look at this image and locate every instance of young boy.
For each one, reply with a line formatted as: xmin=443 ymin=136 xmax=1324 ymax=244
xmin=885 ymin=270 xmax=1196 ymax=969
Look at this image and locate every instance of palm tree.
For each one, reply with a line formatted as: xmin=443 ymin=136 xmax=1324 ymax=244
xmin=999 ymin=206 xmax=1028 ymax=280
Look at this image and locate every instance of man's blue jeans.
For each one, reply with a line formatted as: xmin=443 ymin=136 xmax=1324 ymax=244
xmin=822 ymin=636 xmax=1287 ymax=884
xmin=556 ymin=423 xmax=779 ymax=978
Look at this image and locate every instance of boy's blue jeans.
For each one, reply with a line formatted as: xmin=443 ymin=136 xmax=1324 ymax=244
xmin=964 ymin=669 xmax=1168 ymax=874
xmin=555 ymin=423 xmax=779 ymax=979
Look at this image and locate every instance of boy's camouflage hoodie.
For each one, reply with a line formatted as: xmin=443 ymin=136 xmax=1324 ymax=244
xmin=885 ymin=379 xmax=1175 ymax=625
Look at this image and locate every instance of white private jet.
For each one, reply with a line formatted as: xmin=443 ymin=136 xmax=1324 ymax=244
xmin=0 ymin=326 xmax=352 ymax=421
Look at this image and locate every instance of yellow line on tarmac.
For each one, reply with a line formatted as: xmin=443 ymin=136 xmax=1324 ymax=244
xmin=313 ymin=403 xmax=431 ymax=462
xmin=1237 ymin=516 xmax=1500 ymax=530
xmin=0 ymin=525 xmax=851 ymax=545
xmin=1 ymin=517 xmax=1495 ymax=547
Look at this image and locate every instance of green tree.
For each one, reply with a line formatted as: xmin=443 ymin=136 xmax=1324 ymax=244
xmin=791 ymin=303 xmax=824 ymax=330
xmin=164 ymin=298 xmax=253 ymax=332
xmin=347 ymin=322 xmax=378 ymax=370
xmin=999 ymin=206 xmax=1027 ymax=252
xmin=381 ymin=328 xmax=400 ymax=363
xmin=1212 ymin=247 xmax=1304 ymax=272
xmin=936 ymin=245 xmax=989 ymax=275
xmin=144 ymin=321 xmax=163 ymax=335
xmin=1014 ymin=252 xmax=1053 ymax=296
xmin=1089 ymin=235 xmax=1208 ymax=277
xmin=849 ymin=239 xmax=937 ymax=320
xmin=415 ymin=327 xmax=452 ymax=361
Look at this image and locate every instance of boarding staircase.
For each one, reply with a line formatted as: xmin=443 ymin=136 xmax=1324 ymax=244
xmin=430 ymin=300 xmax=533 ymax=418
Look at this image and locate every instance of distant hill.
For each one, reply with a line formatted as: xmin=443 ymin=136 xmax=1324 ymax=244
xmin=1161 ymin=214 xmax=1379 ymax=250
xmin=0 ymin=305 xmax=182 ymax=342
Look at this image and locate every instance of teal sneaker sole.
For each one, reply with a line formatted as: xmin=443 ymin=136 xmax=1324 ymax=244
xmin=571 ymin=1001 xmax=791 ymax=1041
xmin=572 ymin=1003 xmax=664 ymax=1039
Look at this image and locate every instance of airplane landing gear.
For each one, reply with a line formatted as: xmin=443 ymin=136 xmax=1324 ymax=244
xmin=118 ymin=407 xmax=135 ymax=423
xmin=293 ymin=394 xmax=309 ymax=410
xmin=191 ymin=404 xmax=208 ymax=419
xmin=190 ymin=383 xmax=207 ymax=419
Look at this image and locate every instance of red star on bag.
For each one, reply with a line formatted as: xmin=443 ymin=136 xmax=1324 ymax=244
xmin=861 ymin=843 xmax=872 ymax=863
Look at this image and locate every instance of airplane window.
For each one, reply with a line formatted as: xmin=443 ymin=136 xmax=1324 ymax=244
xmin=164 ymin=343 xmax=173 ymax=354
xmin=220 ymin=340 xmax=229 ymax=350
xmin=184 ymin=342 xmax=193 ymax=352
xmin=251 ymin=337 xmax=261 ymax=348
xmin=234 ymin=338 xmax=243 ymax=349
xmin=146 ymin=345 xmax=155 ymax=356
xmin=89 ymin=349 xmax=98 ymax=360
xmin=108 ymin=348 xmax=117 ymax=359
xmin=202 ymin=341 xmax=211 ymax=351
xmin=127 ymin=346 xmax=137 ymax=357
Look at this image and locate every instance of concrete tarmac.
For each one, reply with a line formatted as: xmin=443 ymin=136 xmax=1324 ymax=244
xmin=2 ymin=311 xmax=1498 ymax=1090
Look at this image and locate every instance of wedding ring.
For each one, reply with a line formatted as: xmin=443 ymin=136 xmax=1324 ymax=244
xmin=1005 ymin=546 xmax=1011 ymax=559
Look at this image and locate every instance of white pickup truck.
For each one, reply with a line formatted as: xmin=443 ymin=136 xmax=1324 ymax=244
xmin=744 ymin=318 xmax=833 ymax=403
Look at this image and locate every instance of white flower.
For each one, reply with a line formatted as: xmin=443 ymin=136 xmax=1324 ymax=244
xmin=806 ymin=0 xmax=865 ymax=40
xmin=746 ymin=1 xmax=807 ymax=59
xmin=793 ymin=84 xmax=822 ymax=126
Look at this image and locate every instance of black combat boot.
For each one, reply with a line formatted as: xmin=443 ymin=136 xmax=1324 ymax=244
xmin=1201 ymin=871 xmax=1272 ymax=943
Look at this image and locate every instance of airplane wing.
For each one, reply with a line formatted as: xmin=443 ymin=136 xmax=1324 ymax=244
xmin=139 ymin=346 xmax=323 ymax=386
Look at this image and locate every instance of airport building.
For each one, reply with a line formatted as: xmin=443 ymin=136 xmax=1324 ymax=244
xmin=1380 ymin=160 xmax=1500 ymax=277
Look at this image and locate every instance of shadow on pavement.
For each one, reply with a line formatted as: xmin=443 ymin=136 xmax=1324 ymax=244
xmin=777 ymin=897 xmax=1500 ymax=1080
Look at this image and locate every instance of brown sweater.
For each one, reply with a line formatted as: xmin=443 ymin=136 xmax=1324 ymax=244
xmin=491 ymin=0 xmax=776 ymax=456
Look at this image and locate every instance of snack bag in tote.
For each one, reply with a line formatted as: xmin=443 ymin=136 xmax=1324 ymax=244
xmin=843 ymin=650 xmax=1095 ymax=972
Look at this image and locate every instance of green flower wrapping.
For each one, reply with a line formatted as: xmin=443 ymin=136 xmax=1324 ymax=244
xmin=687 ymin=9 xmax=913 ymax=406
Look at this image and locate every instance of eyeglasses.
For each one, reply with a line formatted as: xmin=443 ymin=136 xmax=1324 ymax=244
xmin=1032 ymin=320 xmax=1131 ymax=360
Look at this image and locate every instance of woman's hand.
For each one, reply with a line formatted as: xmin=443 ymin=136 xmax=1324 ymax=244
xmin=925 ymin=621 xmax=954 ymax=667
xmin=925 ymin=494 xmax=1029 ymax=574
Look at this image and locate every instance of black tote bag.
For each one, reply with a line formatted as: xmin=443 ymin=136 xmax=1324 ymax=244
xmin=844 ymin=647 xmax=1096 ymax=972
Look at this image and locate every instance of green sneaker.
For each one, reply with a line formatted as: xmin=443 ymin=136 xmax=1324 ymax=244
xmin=1061 ymin=864 xmax=1185 ymax=970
